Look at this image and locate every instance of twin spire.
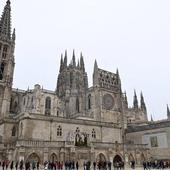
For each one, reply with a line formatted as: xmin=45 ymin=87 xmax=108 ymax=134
xmin=59 ymin=50 xmax=85 ymax=73
xmin=133 ymin=90 xmax=147 ymax=111
xmin=0 ymin=0 xmax=15 ymax=41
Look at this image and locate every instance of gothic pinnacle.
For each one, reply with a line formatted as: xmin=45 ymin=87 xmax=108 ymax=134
xmin=80 ymin=52 xmax=85 ymax=72
xmin=133 ymin=90 xmax=138 ymax=109
xmin=72 ymin=50 xmax=76 ymax=67
xmin=12 ymin=28 xmax=15 ymax=41
xmin=140 ymin=92 xmax=146 ymax=111
xmin=64 ymin=50 xmax=67 ymax=67
xmin=167 ymin=104 xmax=170 ymax=118
xmin=59 ymin=54 xmax=64 ymax=73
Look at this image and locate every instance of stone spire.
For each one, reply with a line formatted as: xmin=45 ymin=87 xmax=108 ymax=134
xmin=116 ymin=68 xmax=121 ymax=85
xmin=140 ymin=92 xmax=147 ymax=112
xmin=167 ymin=105 xmax=170 ymax=118
xmin=124 ymin=91 xmax=128 ymax=108
xmin=12 ymin=28 xmax=15 ymax=41
xmin=64 ymin=50 xmax=67 ymax=68
xmin=72 ymin=50 xmax=76 ymax=67
xmin=77 ymin=59 xmax=80 ymax=68
xmin=133 ymin=90 xmax=138 ymax=109
xmin=80 ymin=52 xmax=85 ymax=72
xmin=0 ymin=0 xmax=11 ymax=40
xmin=93 ymin=59 xmax=99 ymax=86
xmin=59 ymin=54 xmax=64 ymax=73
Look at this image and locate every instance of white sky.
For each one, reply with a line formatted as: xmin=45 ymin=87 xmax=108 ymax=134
xmin=1 ymin=0 xmax=170 ymax=120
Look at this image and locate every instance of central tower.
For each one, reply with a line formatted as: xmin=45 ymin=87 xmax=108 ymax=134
xmin=56 ymin=51 xmax=88 ymax=118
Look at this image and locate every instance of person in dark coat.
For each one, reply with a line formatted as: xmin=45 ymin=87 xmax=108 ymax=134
xmin=10 ymin=161 xmax=14 ymax=170
xmin=15 ymin=161 xmax=18 ymax=170
xmin=76 ymin=161 xmax=79 ymax=170
xmin=2 ymin=160 xmax=5 ymax=170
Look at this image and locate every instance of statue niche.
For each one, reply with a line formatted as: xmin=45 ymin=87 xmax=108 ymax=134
xmin=75 ymin=132 xmax=88 ymax=147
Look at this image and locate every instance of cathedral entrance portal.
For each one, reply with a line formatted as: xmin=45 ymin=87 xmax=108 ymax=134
xmin=50 ymin=153 xmax=58 ymax=162
xmin=113 ymin=155 xmax=123 ymax=168
xmin=26 ymin=153 xmax=40 ymax=163
xmin=96 ymin=153 xmax=106 ymax=162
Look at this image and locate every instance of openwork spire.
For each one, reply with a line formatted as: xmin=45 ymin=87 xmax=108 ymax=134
xmin=133 ymin=90 xmax=138 ymax=109
xmin=140 ymin=92 xmax=146 ymax=111
xmin=80 ymin=52 xmax=85 ymax=72
xmin=0 ymin=0 xmax=12 ymax=40
xmin=167 ymin=105 xmax=170 ymax=118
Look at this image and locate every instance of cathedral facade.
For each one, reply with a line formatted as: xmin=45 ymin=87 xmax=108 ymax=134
xmin=0 ymin=0 xmax=154 ymax=166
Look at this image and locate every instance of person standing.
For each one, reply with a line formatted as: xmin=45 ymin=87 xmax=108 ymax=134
xmin=2 ymin=160 xmax=5 ymax=170
xmin=76 ymin=161 xmax=79 ymax=170
xmin=36 ymin=161 xmax=39 ymax=170
xmin=10 ymin=161 xmax=14 ymax=170
xmin=15 ymin=161 xmax=18 ymax=170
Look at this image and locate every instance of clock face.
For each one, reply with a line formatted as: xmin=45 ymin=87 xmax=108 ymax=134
xmin=103 ymin=94 xmax=114 ymax=110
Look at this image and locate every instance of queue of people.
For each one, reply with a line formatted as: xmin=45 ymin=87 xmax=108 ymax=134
xmin=0 ymin=160 xmax=40 ymax=170
xmin=143 ymin=160 xmax=170 ymax=169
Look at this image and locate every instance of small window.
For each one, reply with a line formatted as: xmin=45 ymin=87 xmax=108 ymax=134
xmin=57 ymin=125 xmax=62 ymax=136
xmin=23 ymin=98 xmax=26 ymax=105
xmin=92 ymin=129 xmax=96 ymax=139
xmin=2 ymin=45 xmax=8 ymax=59
xmin=76 ymin=97 xmax=80 ymax=112
xmin=150 ymin=136 xmax=158 ymax=147
xmin=57 ymin=111 xmax=59 ymax=117
xmin=88 ymin=94 xmax=91 ymax=110
xmin=45 ymin=97 xmax=51 ymax=115
xmin=12 ymin=126 xmax=16 ymax=137
xmin=0 ymin=63 xmax=5 ymax=80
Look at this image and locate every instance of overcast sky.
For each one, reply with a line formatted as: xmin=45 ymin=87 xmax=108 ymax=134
xmin=1 ymin=0 xmax=170 ymax=120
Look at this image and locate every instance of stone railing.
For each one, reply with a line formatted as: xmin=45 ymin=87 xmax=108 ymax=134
xmin=125 ymin=143 xmax=149 ymax=150
xmin=16 ymin=140 xmax=65 ymax=148
xmin=92 ymin=142 xmax=148 ymax=151
xmin=5 ymin=140 xmax=148 ymax=151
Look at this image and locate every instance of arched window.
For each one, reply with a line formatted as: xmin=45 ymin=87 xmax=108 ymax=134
xmin=75 ymin=127 xmax=80 ymax=134
xmin=12 ymin=126 xmax=16 ymax=137
xmin=92 ymin=129 xmax=96 ymax=139
xmin=76 ymin=97 xmax=80 ymax=112
xmin=57 ymin=111 xmax=59 ymax=117
xmin=2 ymin=45 xmax=8 ymax=59
xmin=57 ymin=125 xmax=62 ymax=136
xmin=0 ymin=63 xmax=5 ymax=80
xmin=14 ymin=101 xmax=18 ymax=113
xmin=88 ymin=94 xmax=91 ymax=110
xmin=45 ymin=97 xmax=51 ymax=115
xmin=23 ymin=98 xmax=26 ymax=106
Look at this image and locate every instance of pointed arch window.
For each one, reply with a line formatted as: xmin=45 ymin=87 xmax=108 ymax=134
xmin=75 ymin=127 xmax=80 ymax=134
xmin=12 ymin=126 xmax=16 ymax=137
xmin=76 ymin=97 xmax=80 ymax=112
xmin=14 ymin=101 xmax=18 ymax=113
xmin=0 ymin=63 xmax=5 ymax=80
xmin=88 ymin=94 xmax=91 ymax=110
xmin=92 ymin=129 xmax=96 ymax=139
xmin=45 ymin=97 xmax=51 ymax=115
xmin=57 ymin=125 xmax=62 ymax=136
xmin=2 ymin=45 xmax=8 ymax=59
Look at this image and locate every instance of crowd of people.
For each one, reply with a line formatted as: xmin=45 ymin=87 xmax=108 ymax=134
xmin=142 ymin=160 xmax=170 ymax=169
xmin=0 ymin=160 xmax=39 ymax=170
xmin=1 ymin=159 xmax=170 ymax=170
xmin=129 ymin=160 xmax=170 ymax=169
